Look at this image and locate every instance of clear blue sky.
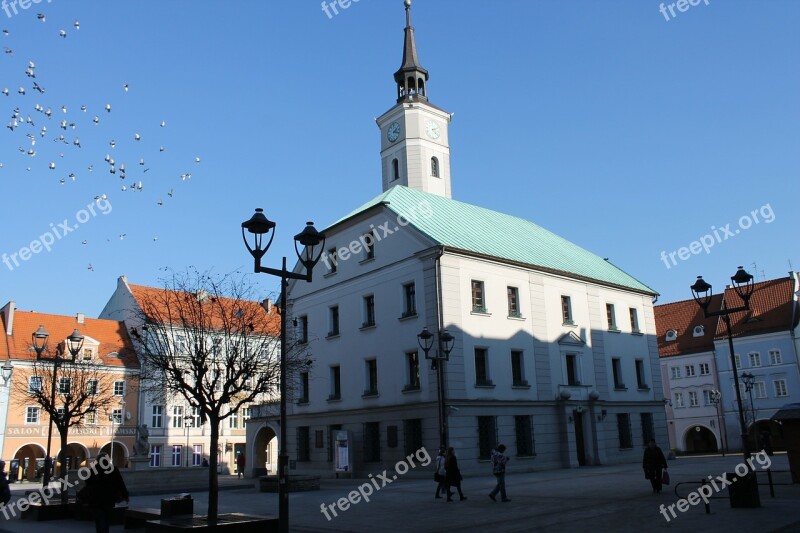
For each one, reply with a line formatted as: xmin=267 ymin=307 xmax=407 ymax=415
xmin=0 ymin=0 xmax=798 ymax=317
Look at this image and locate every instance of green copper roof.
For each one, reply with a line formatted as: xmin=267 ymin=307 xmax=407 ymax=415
xmin=333 ymin=186 xmax=657 ymax=295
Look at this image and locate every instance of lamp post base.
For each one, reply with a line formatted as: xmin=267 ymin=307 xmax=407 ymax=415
xmin=726 ymin=470 xmax=761 ymax=508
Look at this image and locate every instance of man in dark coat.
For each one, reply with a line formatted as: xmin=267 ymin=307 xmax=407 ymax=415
xmin=82 ymin=453 xmax=129 ymax=533
xmin=642 ymin=439 xmax=668 ymax=493
xmin=444 ymin=447 xmax=466 ymax=502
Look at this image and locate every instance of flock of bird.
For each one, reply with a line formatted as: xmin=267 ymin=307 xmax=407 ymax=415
xmin=1 ymin=12 xmax=202 ymax=271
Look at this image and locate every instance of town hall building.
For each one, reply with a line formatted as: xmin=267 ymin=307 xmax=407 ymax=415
xmin=246 ymin=0 xmax=666 ymax=477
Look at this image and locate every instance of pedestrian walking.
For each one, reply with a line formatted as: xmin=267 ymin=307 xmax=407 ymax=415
xmin=236 ymin=452 xmax=246 ymax=478
xmin=0 ymin=461 xmax=11 ymax=507
xmin=488 ymin=444 xmax=511 ymax=502
xmin=80 ymin=452 xmax=129 ymax=533
xmin=642 ymin=438 xmax=668 ymax=494
xmin=434 ymin=446 xmax=447 ymax=499
xmin=444 ymin=447 xmax=467 ymax=501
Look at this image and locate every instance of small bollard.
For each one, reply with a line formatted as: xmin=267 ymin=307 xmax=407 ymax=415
xmin=767 ymin=468 xmax=775 ymax=498
xmin=701 ymin=479 xmax=711 ymax=514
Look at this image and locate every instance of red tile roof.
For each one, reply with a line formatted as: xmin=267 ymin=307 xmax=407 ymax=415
xmin=3 ymin=308 xmax=139 ymax=368
xmin=656 ymin=275 xmax=799 ymax=358
xmin=655 ymin=295 xmax=720 ymax=357
xmin=128 ymin=284 xmax=280 ymax=337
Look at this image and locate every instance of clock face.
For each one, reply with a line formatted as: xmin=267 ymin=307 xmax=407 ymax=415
xmin=425 ymin=120 xmax=441 ymax=139
xmin=387 ymin=122 xmax=401 ymax=142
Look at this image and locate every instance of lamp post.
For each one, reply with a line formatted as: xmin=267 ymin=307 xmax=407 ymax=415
xmin=241 ymin=208 xmax=325 ymax=533
xmin=416 ymin=327 xmax=455 ymax=449
xmin=0 ymin=360 xmax=13 ymax=468
xmin=31 ymin=326 xmax=84 ymax=498
xmin=710 ymin=389 xmax=726 ymax=456
xmin=741 ymin=372 xmax=756 ymax=430
xmin=184 ymin=413 xmax=192 ymax=467
xmin=690 ymin=266 xmax=759 ymax=506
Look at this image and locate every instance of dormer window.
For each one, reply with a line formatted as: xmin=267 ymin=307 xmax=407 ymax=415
xmin=82 ymin=347 xmax=93 ymax=361
xmin=693 ymin=325 xmax=704 ymax=337
xmin=665 ymin=329 xmax=678 ymax=342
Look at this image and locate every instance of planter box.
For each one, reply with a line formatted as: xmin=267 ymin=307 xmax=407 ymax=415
xmin=258 ymin=475 xmax=320 ymax=493
xmin=144 ymin=513 xmax=277 ymax=532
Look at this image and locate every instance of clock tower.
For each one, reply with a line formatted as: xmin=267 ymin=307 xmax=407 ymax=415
xmin=376 ymin=0 xmax=452 ymax=198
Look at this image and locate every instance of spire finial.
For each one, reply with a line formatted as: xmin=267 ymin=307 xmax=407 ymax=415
xmin=405 ymin=0 xmax=412 ymax=27
xmin=394 ymin=0 xmax=428 ymax=103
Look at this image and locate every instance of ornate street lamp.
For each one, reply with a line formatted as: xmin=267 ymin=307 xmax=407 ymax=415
xmin=690 ymin=266 xmax=759 ymax=507
xmin=741 ymin=372 xmax=757 ymax=429
xmin=417 ymin=327 xmax=455 ymax=449
xmin=242 ymin=209 xmax=325 ymax=533
xmin=31 ymin=326 xmax=84 ymax=501
xmin=710 ymin=389 xmax=726 ymax=456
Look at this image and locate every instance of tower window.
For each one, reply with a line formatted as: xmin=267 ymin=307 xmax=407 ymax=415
xmin=431 ymin=157 xmax=439 ymax=178
xmin=407 ymin=76 xmax=416 ymax=94
xmin=392 ymin=158 xmax=399 ymax=181
xmin=418 ymin=78 xmax=425 ymax=96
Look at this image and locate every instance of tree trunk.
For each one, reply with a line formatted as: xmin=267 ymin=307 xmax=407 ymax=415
xmin=59 ymin=430 xmax=68 ymax=504
xmin=208 ymin=416 xmax=219 ymax=522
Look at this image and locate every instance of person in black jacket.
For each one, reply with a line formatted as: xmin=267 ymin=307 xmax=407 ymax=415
xmin=82 ymin=453 xmax=129 ymax=533
xmin=444 ymin=447 xmax=466 ymax=502
xmin=642 ymin=439 xmax=668 ymax=493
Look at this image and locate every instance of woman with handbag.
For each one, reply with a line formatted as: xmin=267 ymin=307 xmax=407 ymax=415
xmin=444 ymin=447 xmax=466 ymax=502
xmin=642 ymin=439 xmax=668 ymax=494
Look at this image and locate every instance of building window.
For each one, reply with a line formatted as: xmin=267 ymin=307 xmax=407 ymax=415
xmin=152 ymin=405 xmax=163 ymax=428
xmin=386 ymin=425 xmax=398 ymax=448
xmin=329 ymin=366 xmax=341 ymax=400
xmin=565 ymin=353 xmax=579 ymax=385
xmin=299 ymin=372 xmax=309 ymax=403
xmin=472 ymin=280 xmax=486 ymax=313
xmin=315 ymin=430 xmax=324 ymax=448
xmin=172 ymin=445 xmax=183 ymax=467
xmin=29 ymin=376 xmax=42 ymax=393
xmin=86 ymin=379 xmax=98 ymax=396
xmin=703 ymin=390 xmax=713 ymax=405
xmin=699 ymin=363 xmax=710 ymax=376
xmin=514 ymin=415 xmax=535 ymax=457
xmin=172 ymin=405 xmax=184 ymax=428
xmin=85 ymin=410 xmax=97 ymax=425
xmin=150 ymin=445 xmax=161 ymax=467
xmin=606 ymin=303 xmax=617 ymax=330
xmin=297 ymin=427 xmax=310 ymax=462
xmin=402 ymin=282 xmax=416 ymax=317
xmin=192 ymin=445 xmax=202 ymax=466
xmin=612 ymin=357 xmax=624 ymax=389
xmin=328 ymin=306 xmax=340 ymax=337
xmin=755 ymin=381 xmax=767 ymax=399
xmin=477 ymin=416 xmax=496 ymax=460
xmin=297 ymin=315 xmax=308 ymax=344
xmin=774 ymin=380 xmax=788 ymax=397
xmin=734 ymin=354 xmax=741 ymax=370
xmin=189 ymin=406 xmax=201 ymax=428
xmin=511 ymin=350 xmax=526 ymax=386
xmin=617 ymin=413 xmax=633 ymax=449
xmin=748 ymin=352 xmax=761 ymax=367
xmin=674 ymin=393 xmax=684 ymax=408
xmin=176 ymin=334 xmax=187 ymax=354
xmin=507 ymin=286 xmax=521 ymax=317
xmin=229 ymin=410 xmax=239 ymax=429
xmin=403 ymin=419 xmax=423 ymax=457
xmin=769 ymin=350 xmax=782 ymax=365
xmin=629 ymin=308 xmax=640 ymax=333
xmin=406 ymin=351 xmax=420 ymax=390
xmin=561 ymin=296 xmax=573 ymax=325
xmin=327 ymin=248 xmax=337 ymax=274
xmin=392 ymin=158 xmax=399 ymax=181
xmin=25 ymin=406 xmax=39 ymax=424
xmin=83 ymin=347 xmax=93 ymax=361
xmin=362 ymin=295 xmax=376 ymax=328
xmin=363 ymin=422 xmax=380 ymax=462
xmin=364 ymin=359 xmax=378 ymax=396
xmin=111 ymin=408 xmax=123 ymax=424
xmin=113 ymin=380 xmax=125 ymax=396
xmin=671 ymin=367 xmax=681 ymax=379
xmin=58 ymin=377 xmax=71 ymax=394
xmin=431 ymin=157 xmax=439 ymax=178
xmin=474 ymin=347 xmax=491 ymax=386
xmin=635 ymin=359 xmax=648 ymax=389
xmin=685 ymin=365 xmax=696 ymax=377
xmin=689 ymin=391 xmax=699 ymax=407
xmin=641 ymin=413 xmax=655 ymax=445
xmin=362 ymin=231 xmax=375 ymax=260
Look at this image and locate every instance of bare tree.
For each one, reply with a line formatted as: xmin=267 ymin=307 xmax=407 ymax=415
xmin=129 ymin=270 xmax=301 ymax=522
xmin=15 ymin=355 xmax=117 ymax=503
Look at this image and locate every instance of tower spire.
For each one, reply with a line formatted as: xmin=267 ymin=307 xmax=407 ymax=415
xmin=394 ymin=0 xmax=429 ymax=103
